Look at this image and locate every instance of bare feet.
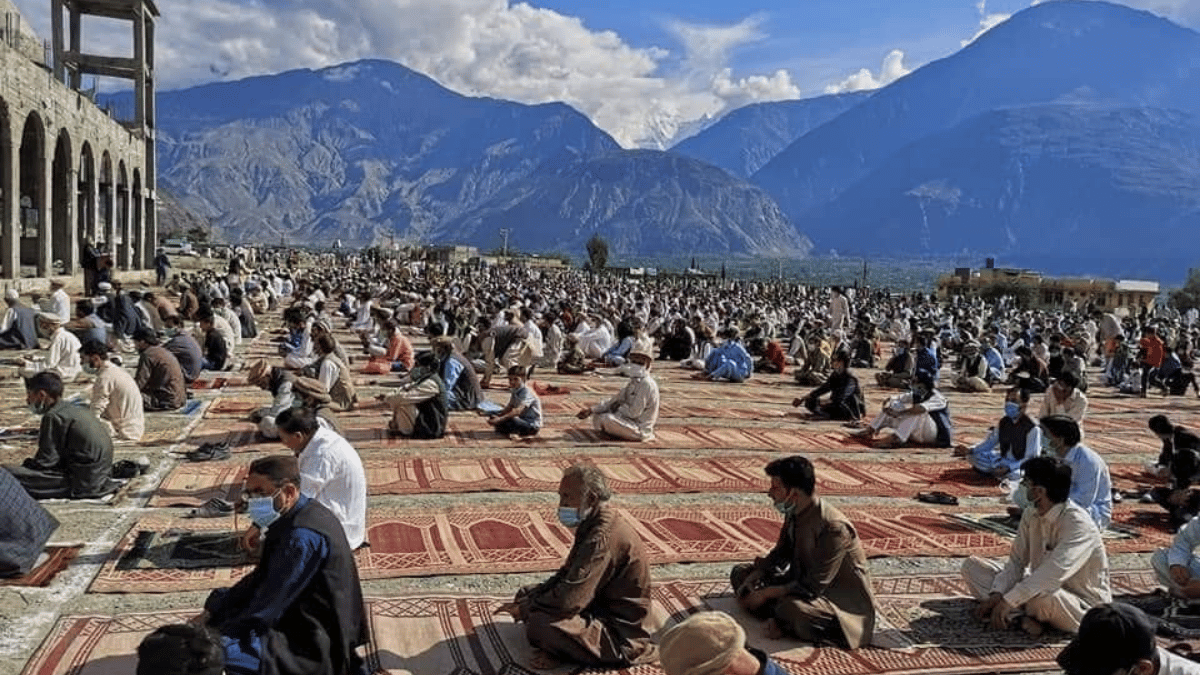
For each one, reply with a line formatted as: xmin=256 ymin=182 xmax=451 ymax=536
xmin=764 ymin=618 xmax=784 ymax=639
xmin=528 ymin=649 xmax=561 ymax=670
xmin=851 ymin=427 xmax=876 ymax=439
xmin=1020 ymin=616 xmax=1045 ymax=637
xmin=872 ymin=437 xmax=902 ymax=449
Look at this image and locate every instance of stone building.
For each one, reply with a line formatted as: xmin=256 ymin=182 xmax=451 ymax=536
xmin=0 ymin=0 xmax=157 ymax=281
xmin=937 ymin=259 xmax=1160 ymax=313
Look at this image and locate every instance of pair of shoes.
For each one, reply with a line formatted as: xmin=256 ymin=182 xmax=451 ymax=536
xmin=187 ymin=498 xmax=234 ymax=518
xmin=916 ymin=490 xmax=959 ymax=505
xmin=186 ymin=442 xmax=231 ymax=462
xmin=111 ymin=459 xmax=147 ymax=479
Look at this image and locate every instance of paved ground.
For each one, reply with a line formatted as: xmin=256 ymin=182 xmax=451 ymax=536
xmin=0 ymin=290 xmax=1195 ymax=675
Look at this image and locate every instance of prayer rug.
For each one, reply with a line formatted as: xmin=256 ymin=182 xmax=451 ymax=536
xmin=949 ymin=509 xmax=1175 ymax=553
xmin=90 ymin=504 xmax=1029 ymax=593
xmin=30 ymin=571 xmax=1184 ymax=675
xmin=0 ymin=545 xmax=81 ymax=587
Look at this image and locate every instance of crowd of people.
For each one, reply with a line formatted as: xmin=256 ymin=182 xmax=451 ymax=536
xmin=2 ymin=254 xmax=1200 ymax=675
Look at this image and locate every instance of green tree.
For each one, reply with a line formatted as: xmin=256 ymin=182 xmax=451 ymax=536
xmin=186 ymin=225 xmax=210 ymax=244
xmin=1170 ymin=268 xmax=1200 ymax=311
xmin=586 ymin=235 xmax=609 ymax=271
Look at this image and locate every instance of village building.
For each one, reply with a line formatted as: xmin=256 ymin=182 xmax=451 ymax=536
xmin=937 ymin=259 xmax=1160 ymax=313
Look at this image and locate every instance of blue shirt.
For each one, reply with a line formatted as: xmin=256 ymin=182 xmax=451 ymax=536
xmin=441 ymin=357 xmax=465 ymax=406
xmin=204 ymin=495 xmax=330 ymax=639
xmin=1062 ymin=444 xmax=1113 ymax=529
xmin=748 ymin=647 xmax=788 ymax=675
xmin=508 ymin=385 xmax=543 ymax=428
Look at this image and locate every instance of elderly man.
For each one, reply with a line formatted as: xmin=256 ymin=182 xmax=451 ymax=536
xmin=659 ymin=611 xmax=786 ymax=675
xmin=194 ymin=455 xmax=368 ymax=675
xmin=82 ymin=340 xmax=144 ymax=442
xmin=576 ymin=341 xmax=659 ymax=441
xmin=730 ymin=455 xmax=877 ymax=647
xmin=853 ymin=371 xmax=952 ymax=449
xmin=495 ymin=464 xmax=657 ymax=670
xmin=22 ymin=312 xmax=82 ymax=381
xmin=4 ymin=372 xmax=116 ymax=499
xmin=962 ymin=456 xmax=1111 ymax=636
xmin=0 ymin=289 xmax=38 ymax=350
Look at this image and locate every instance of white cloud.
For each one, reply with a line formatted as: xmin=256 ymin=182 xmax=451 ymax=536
xmin=7 ymin=0 xmax=802 ymax=148
xmin=823 ymin=49 xmax=911 ymax=94
xmin=961 ymin=0 xmax=1011 ymax=46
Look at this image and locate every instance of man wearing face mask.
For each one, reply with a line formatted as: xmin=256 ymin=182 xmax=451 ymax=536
xmin=132 ymin=328 xmax=187 ymax=411
xmin=1037 ymin=414 xmax=1113 ymax=529
xmin=954 ymin=387 xmax=1041 ymax=482
xmin=962 ymin=456 xmax=1111 ymax=636
xmin=853 ymin=371 xmax=952 ymax=449
xmin=494 ymin=464 xmax=657 ymax=670
xmin=3 ymin=372 xmax=116 ymax=499
xmin=730 ymin=456 xmax=877 ymax=648
xmin=576 ymin=341 xmax=659 ymax=441
xmin=193 ymin=455 xmax=368 ymax=675
xmin=82 ymin=340 xmax=144 ymax=442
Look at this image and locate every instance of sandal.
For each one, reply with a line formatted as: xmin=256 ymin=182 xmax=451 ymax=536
xmin=186 ymin=442 xmax=231 ymax=462
xmin=187 ymin=498 xmax=234 ymax=518
xmin=916 ymin=490 xmax=959 ymax=506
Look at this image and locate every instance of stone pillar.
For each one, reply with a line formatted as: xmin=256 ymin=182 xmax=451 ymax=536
xmin=37 ymin=140 xmax=52 ymax=278
xmin=101 ymin=180 xmax=115 ymax=264
xmin=119 ymin=182 xmax=131 ymax=269
xmin=84 ymin=162 xmax=97 ymax=243
xmin=61 ymin=167 xmax=77 ymax=274
xmin=0 ymin=118 xmax=17 ymax=280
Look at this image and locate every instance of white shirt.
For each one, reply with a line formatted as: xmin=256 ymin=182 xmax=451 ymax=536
xmin=298 ymin=426 xmax=368 ymax=549
xmin=45 ymin=327 xmax=82 ymax=380
xmin=1040 ymin=389 xmax=1088 ymax=423
xmin=91 ymin=361 xmax=145 ymax=441
xmin=50 ymin=289 xmax=71 ymax=324
xmin=1160 ymin=647 xmax=1200 ymax=675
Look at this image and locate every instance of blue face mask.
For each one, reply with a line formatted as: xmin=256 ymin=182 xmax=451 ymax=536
xmin=247 ymin=491 xmax=282 ymax=529
xmin=28 ymin=399 xmax=50 ymax=415
xmin=557 ymin=506 xmax=587 ymax=528
xmin=1040 ymin=435 xmax=1056 ymax=456
xmin=773 ymin=500 xmax=795 ymax=516
xmin=1004 ymin=401 xmax=1021 ymax=420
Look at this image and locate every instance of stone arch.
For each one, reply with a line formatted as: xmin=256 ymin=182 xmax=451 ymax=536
xmin=132 ymin=167 xmax=144 ymax=269
xmin=52 ymin=128 xmax=75 ymax=274
xmin=0 ymin=95 xmax=12 ymax=279
xmin=117 ymin=159 xmax=129 ymax=269
xmin=99 ymin=150 xmax=114 ymax=259
xmin=19 ymin=112 xmax=46 ymax=276
xmin=79 ymin=141 xmax=96 ymax=248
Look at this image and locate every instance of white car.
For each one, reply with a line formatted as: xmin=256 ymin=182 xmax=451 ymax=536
xmin=160 ymin=239 xmax=198 ymax=256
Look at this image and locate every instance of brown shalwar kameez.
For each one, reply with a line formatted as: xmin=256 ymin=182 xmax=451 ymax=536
xmin=516 ymin=504 xmax=657 ymax=667
xmin=730 ymin=497 xmax=878 ymax=648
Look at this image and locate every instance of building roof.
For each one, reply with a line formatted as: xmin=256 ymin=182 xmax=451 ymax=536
xmin=1115 ymin=280 xmax=1159 ymax=293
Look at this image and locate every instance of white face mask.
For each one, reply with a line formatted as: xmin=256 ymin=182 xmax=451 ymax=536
xmin=625 ymin=364 xmax=647 ymax=378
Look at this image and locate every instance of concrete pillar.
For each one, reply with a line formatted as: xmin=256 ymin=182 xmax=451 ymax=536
xmin=37 ymin=140 xmax=52 ymax=278
xmin=0 ymin=118 xmax=16 ymax=280
xmin=101 ymin=180 xmax=115 ymax=264
xmin=61 ymin=167 xmax=77 ymax=273
xmin=119 ymin=182 xmax=131 ymax=269
xmin=84 ymin=159 xmax=97 ymax=243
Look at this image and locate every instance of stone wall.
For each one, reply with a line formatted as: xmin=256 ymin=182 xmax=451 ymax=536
xmin=0 ymin=0 xmax=44 ymax=65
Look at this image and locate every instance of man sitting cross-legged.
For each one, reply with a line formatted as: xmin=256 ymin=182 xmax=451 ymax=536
xmin=853 ymin=370 xmax=952 ymax=449
xmin=954 ymin=386 xmax=1042 ymax=483
xmin=193 ymin=455 xmax=368 ymax=675
xmin=494 ymin=464 xmax=657 ymax=670
xmin=575 ymin=341 xmax=659 ymax=441
xmin=82 ymin=339 xmax=144 ymax=442
xmin=793 ymin=351 xmax=865 ymax=421
xmin=730 ymin=455 xmax=877 ymax=648
xmin=962 ymin=456 xmax=1111 ymax=636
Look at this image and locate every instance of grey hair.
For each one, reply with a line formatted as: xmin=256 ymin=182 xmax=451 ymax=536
xmin=563 ymin=464 xmax=612 ymax=503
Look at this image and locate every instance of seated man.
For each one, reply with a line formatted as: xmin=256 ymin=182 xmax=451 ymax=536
xmin=1151 ymin=506 xmax=1200 ymax=603
xmin=383 ymin=351 xmax=448 ymax=439
xmin=432 ymin=335 xmax=483 ymax=411
xmin=133 ymin=327 xmax=187 ymax=411
xmin=659 ymin=611 xmax=786 ymax=675
xmin=794 ymin=352 xmax=865 ymax=421
xmin=874 ymin=339 xmax=914 ymax=389
xmin=1037 ymin=414 xmax=1112 ymax=529
xmin=82 ymin=340 xmax=144 ymax=442
xmin=137 ymin=623 xmax=225 ymax=675
xmin=953 ymin=341 xmax=991 ymax=392
xmin=265 ymin=407 xmax=367 ymax=550
xmin=954 ymin=387 xmax=1041 ymax=482
xmin=3 ymin=372 xmax=116 ymax=499
xmin=0 ymin=289 xmax=38 ymax=350
xmin=246 ymin=360 xmax=297 ymax=440
xmin=0 ymin=466 xmax=59 ymax=578
xmin=963 ymin=456 xmax=1110 ymax=636
xmin=495 ymin=464 xmax=657 ymax=669
xmin=731 ymin=455 xmax=877 ymax=648
xmin=695 ymin=328 xmax=753 ymax=383
xmin=576 ymin=343 xmax=659 ymax=441
xmin=197 ymin=310 xmax=230 ymax=372
xmin=194 ymin=455 xmax=368 ymax=675
xmin=1145 ymin=415 xmax=1200 ymax=527
xmin=1039 ymin=371 xmax=1088 ymax=424
xmin=854 ymin=371 xmax=952 ymax=449
xmin=487 ymin=365 xmax=542 ymax=438
xmin=21 ymin=312 xmax=82 ymax=381
xmin=1057 ymin=603 xmax=1200 ymax=675
xmin=163 ymin=315 xmax=204 ymax=383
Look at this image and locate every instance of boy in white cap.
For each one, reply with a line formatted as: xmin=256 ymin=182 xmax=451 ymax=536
xmin=576 ymin=338 xmax=659 ymax=441
xmin=659 ymin=611 xmax=785 ymax=675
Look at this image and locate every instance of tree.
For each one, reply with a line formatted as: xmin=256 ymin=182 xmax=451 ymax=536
xmin=1170 ymin=268 xmax=1200 ymax=311
xmin=586 ymin=235 xmax=609 ymax=271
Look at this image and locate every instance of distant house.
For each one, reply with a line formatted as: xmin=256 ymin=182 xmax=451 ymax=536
xmin=423 ymin=245 xmax=478 ymax=265
xmin=937 ymin=259 xmax=1158 ymax=312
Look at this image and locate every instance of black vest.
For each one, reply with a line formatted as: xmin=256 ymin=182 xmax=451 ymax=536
xmin=258 ymin=498 xmax=367 ymax=675
xmin=998 ymin=415 xmax=1036 ymax=461
xmin=412 ymin=373 xmax=449 ymax=439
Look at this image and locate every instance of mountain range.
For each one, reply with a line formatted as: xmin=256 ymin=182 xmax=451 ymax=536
xmin=135 ymin=0 xmax=1200 ymax=271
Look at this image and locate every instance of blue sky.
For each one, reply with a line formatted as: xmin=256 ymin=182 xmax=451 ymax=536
xmin=10 ymin=0 xmax=1199 ymax=147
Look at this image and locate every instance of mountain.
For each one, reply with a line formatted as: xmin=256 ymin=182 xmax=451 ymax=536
xmin=752 ymin=0 xmax=1200 ymax=251
xmin=107 ymin=60 xmax=621 ymax=247
xmin=446 ymin=150 xmax=812 ymax=257
xmin=672 ymin=92 xmax=871 ymax=178
xmin=803 ymin=105 xmax=1200 ymax=258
